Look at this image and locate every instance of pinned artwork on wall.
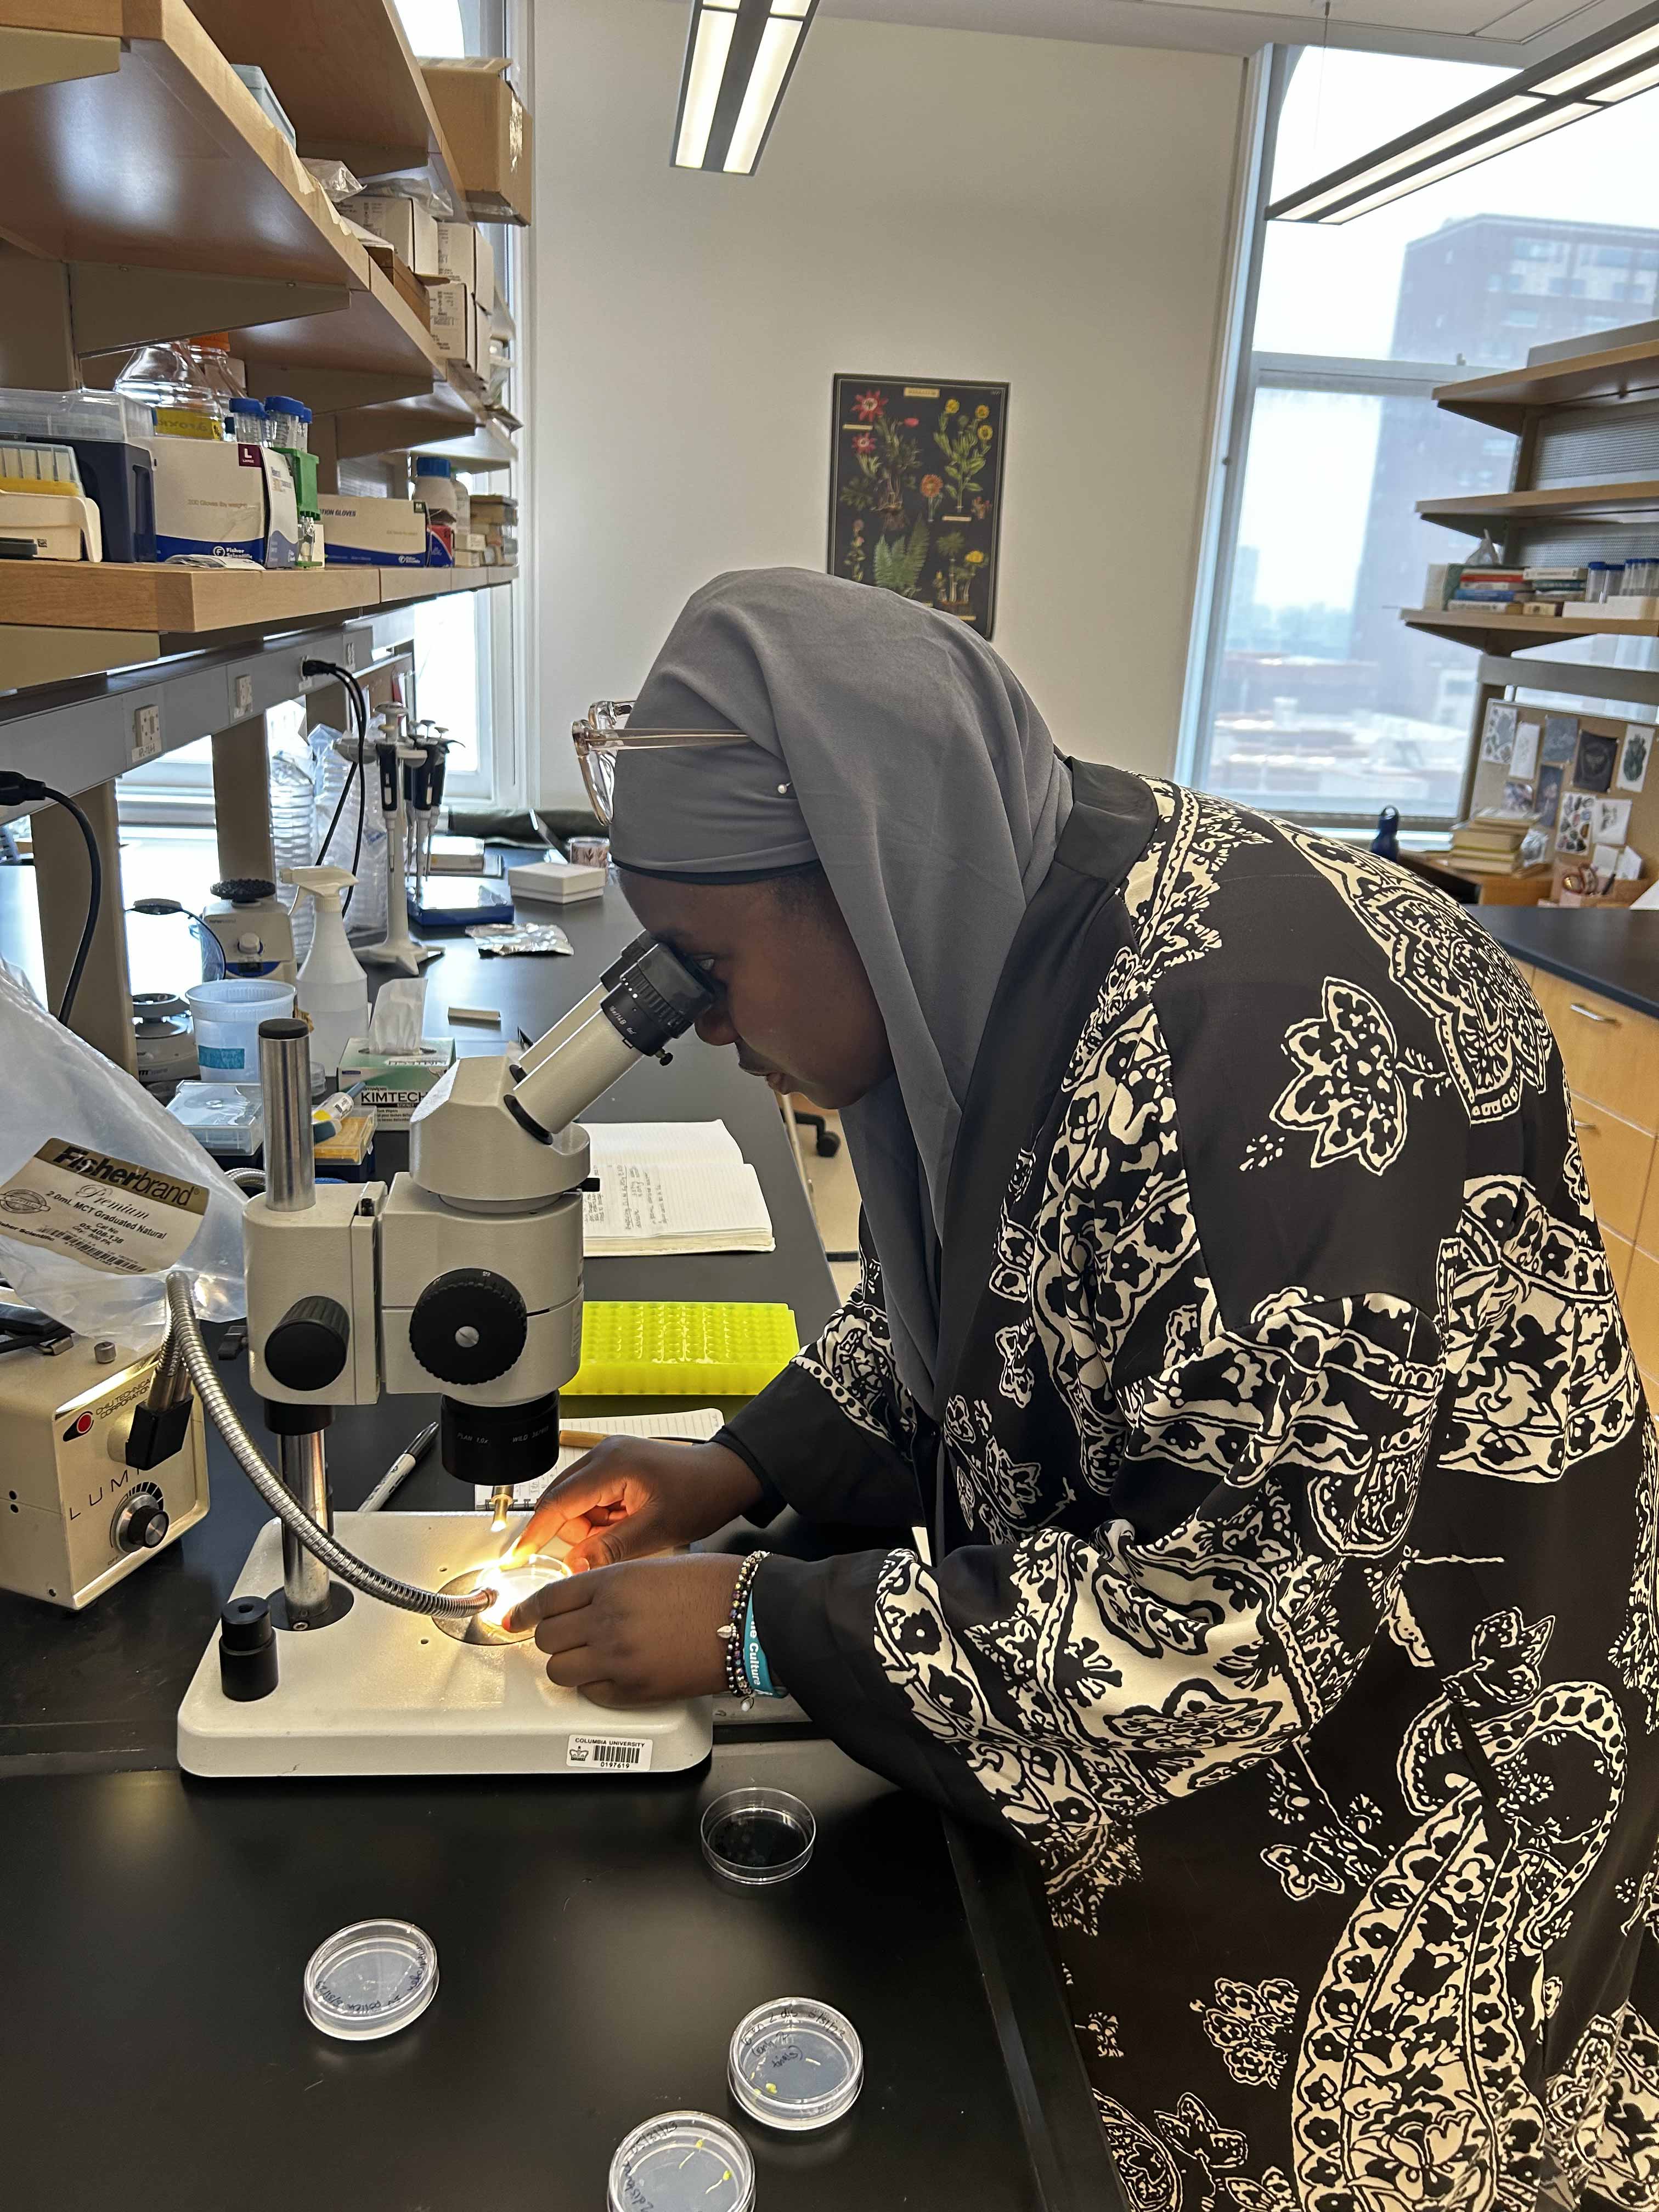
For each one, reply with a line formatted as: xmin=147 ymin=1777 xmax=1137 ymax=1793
xmin=1534 ymin=764 xmax=1565 ymax=825
xmin=1575 ymin=729 xmax=1618 ymax=794
xmin=1480 ymin=701 xmax=1517 ymax=765
xmin=828 ymin=375 xmax=1008 ymax=637
xmin=1558 ymin=789 xmax=1595 ymax=856
xmin=1620 ymin=724 xmax=1654 ymax=793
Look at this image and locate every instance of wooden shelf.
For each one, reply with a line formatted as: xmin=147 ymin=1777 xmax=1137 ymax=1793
xmin=1419 ymin=480 xmax=1659 ymax=536
xmin=1435 ymin=340 xmax=1659 ymax=430
xmin=379 ymin=565 xmax=513 ymax=607
xmin=0 ymin=560 xmax=515 ymax=637
xmin=0 ymin=0 xmax=458 ymax=403
xmin=183 ymin=0 xmax=463 ymax=204
xmin=331 ymin=380 xmax=484 ymax=463
xmin=1402 ymin=605 xmax=1659 ymax=653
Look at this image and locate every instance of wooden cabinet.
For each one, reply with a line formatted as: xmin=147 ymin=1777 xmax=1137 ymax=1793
xmin=1624 ymin=1248 xmax=1659 ymax=1386
xmin=1522 ymin=968 xmax=1659 ymax=1387
xmin=1528 ymin=969 xmax=1659 ymax=1133
xmin=1571 ymin=1096 xmax=1655 ymax=1244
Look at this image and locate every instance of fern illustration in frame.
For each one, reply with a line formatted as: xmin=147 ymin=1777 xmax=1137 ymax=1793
xmin=828 ymin=374 xmax=1008 ymax=637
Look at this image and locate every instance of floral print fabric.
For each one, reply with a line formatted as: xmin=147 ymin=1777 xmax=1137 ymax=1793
xmin=742 ymin=777 xmax=1659 ymax=2212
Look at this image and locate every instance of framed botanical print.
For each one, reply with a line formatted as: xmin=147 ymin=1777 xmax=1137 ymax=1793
xmin=828 ymin=374 xmax=1008 ymax=637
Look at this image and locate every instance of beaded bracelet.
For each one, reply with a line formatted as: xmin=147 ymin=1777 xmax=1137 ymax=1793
xmin=716 ymin=1550 xmax=771 ymax=1708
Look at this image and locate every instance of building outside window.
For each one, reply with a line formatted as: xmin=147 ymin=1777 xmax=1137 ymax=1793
xmin=1186 ymin=49 xmax=1659 ymax=830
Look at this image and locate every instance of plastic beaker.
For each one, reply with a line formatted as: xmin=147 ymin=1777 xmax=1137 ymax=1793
xmin=184 ymin=977 xmax=296 ymax=1076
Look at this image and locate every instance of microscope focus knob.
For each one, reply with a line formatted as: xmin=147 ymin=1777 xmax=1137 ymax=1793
xmin=408 ymin=1269 xmax=527 ymax=1386
xmin=263 ymin=1295 xmax=351 ymax=1391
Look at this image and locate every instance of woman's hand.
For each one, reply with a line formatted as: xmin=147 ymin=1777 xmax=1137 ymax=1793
xmin=503 ymin=1553 xmax=743 ymax=1706
xmin=504 ymin=1438 xmax=763 ymax=1573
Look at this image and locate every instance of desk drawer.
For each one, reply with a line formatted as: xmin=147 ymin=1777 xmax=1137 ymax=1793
xmin=1532 ymin=969 xmax=1659 ymax=1133
xmin=1571 ymin=1096 xmax=1655 ymax=1243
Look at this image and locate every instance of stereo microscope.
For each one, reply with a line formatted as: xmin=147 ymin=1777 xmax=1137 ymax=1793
xmin=173 ymin=932 xmax=716 ymax=1778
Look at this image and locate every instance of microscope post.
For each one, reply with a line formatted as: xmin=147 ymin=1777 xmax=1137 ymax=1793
xmin=258 ymin=1020 xmax=335 ymax=1625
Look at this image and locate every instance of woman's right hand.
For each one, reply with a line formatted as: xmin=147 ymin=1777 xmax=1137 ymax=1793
xmin=504 ymin=1439 xmax=764 ymax=1573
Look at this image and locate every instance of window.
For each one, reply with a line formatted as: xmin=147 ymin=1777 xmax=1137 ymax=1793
xmin=1186 ymin=45 xmax=1659 ymax=827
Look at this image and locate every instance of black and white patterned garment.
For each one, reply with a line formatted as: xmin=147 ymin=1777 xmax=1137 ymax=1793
xmin=729 ymin=761 xmax=1659 ymax=2212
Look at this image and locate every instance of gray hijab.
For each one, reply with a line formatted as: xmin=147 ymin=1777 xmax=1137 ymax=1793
xmin=611 ymin=567 xmax=1071 ymax=1417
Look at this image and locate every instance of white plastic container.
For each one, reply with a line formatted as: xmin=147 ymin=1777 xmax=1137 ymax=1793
xmin=286 ymin=866 xmax=369 ymax=1086
xmin=184 ymin=977 xmax=296 ymax=1077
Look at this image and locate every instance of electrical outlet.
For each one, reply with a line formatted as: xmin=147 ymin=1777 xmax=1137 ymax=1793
xmin=234 ymin=674 xmax=253 ymax=718
xmin=343 ymin=639 xmax=358 ymax=670
xmin=130 ymin=704 xmax=161 ymax=765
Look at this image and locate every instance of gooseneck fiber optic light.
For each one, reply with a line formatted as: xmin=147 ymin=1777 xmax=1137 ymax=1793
xmin=673 ymin=0 xmax=819 ymax=174
xmin=1270 ymin=2 xmax=1659 ymax=224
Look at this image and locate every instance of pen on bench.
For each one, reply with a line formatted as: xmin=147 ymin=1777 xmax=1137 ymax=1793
xmin=359 ymin=1419 xmax=442 ymax=1514
xmin=558 ymin=1427 xmax=697 ymax=1451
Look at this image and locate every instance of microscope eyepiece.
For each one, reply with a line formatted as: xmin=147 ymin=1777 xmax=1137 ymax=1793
xmin=599 ymin=934 xmax=716 ymax=1057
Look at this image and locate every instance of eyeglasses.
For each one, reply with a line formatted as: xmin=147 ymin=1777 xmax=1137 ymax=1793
xmin=571 ymin=699 xmax=749 ymax=827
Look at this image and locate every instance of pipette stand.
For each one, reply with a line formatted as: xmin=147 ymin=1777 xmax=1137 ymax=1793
xmin=358 ymin=736 xmax=440 ymax=973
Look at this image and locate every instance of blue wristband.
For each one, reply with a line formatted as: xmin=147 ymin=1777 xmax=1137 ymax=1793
xmin=743 ymin=1590 xmax=785 ymax=1699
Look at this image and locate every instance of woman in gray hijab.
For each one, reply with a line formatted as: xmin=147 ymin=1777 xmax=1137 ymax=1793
xmin=510 ymin=567 xmax=1659 ymax=2212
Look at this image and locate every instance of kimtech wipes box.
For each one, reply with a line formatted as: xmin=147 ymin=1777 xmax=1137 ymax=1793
xmin=152 ymin=439 xmax=297 ymax=566
xmin=318 ymin=493 xmax=429 ymax=567
xmin=337 ymin=1038 xmax=455 ymax=1129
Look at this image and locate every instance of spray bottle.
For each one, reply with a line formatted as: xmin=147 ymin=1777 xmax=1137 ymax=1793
xmin=285 ymin=865 xmax=370 ymax=1086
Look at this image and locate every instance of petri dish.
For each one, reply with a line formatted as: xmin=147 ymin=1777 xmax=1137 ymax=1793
xmin=303 ymin=1918 xmax=438 ymax=2041
xmin=607 ymin=2110 xmax=755 ymax=2212
xmin=701 ymin=1787 xmax=815 ymax=1887
xmin=432 ymin=1554 xmax=569 ymax=1646
xmin=728 ymin=1997 xmax=864 ymax=2132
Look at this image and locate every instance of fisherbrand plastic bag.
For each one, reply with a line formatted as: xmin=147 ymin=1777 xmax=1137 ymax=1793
xmin=0 ymin=966 xmax=247 ymax=1339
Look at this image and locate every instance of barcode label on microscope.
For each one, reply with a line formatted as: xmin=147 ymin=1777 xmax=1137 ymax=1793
xmin=566 ymin=1734 xmax=652 ymax=1773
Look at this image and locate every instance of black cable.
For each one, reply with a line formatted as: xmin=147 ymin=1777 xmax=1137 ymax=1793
xmin=0 ymin=774 xmax=100 ymax=1025
xmin=302 ymin=658 xmax=373 ymax=916
xmin=129 ymin=899 xmax=227 ymax=979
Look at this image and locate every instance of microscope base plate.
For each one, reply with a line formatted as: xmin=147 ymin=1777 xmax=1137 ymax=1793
xmin=177 ymin=1512 xmax=713 ymax=1778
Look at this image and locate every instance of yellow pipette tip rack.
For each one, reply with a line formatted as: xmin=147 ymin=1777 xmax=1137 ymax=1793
xmin=565 ymin=1302 xmax=800 ymax=1398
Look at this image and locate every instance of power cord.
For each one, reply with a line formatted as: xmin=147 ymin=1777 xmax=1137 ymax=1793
xmin=0 ymin=772 xmax=101 ymax=1025
xmin=303 ymin=658 xmax=374 ymax=916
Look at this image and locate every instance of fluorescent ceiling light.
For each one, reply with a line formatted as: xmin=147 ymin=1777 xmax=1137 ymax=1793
xmin=1534 ymin=20 xmax=1659 ymax=97
xmin=1278 ymin=93 xmax=1543 ymax=219
xmin=671 ymin=0 xmax=818 ymax=176
xmin=1269 ymin=2 xmax=1659 ymax=225
xmin=674 ymin=4 xmax=737 ymax=169
xmin=725 ymin=18 xmax=802 ymax=173
xmin=1326 ymin=104 xmax=1596 ymax=223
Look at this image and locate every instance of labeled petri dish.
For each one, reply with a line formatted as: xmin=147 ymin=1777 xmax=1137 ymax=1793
xmin=433 ymin=1554 xmax=570 ymax=1646
xmin=728 ymin=1997 xmax=864 ymax=2132
xmin=303 ymin=1918 xmax=438 ymax=2041
xmin=701 ymin=1787 xmax=815 ymax=1887
xmin=607 ymin=2109 xmax=755 ymax=2212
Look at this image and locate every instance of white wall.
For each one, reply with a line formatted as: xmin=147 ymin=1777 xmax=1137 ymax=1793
xmin=531 ymin=0 xmax=1246 ymax=805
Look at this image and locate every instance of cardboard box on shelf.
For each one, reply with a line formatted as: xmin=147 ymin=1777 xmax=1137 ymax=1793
xmin=434 ymin=221 xmax=493 ymax=304
xmin=318 ymin=492 xmax=429 ymax=568
xmin=421 ymin=58 xmax=531 ymax=225
xmin=354 ymin=234 xmax=432 ymax=329
xmin=342 ymin=193 xmax=442 ymax=280
xmin=152 ymin=438 xmax=297 ymax=566
xmin=424 ymin=279 xmax=477 ymax=373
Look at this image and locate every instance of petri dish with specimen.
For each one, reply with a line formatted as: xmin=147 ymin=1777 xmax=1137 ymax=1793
xmin=607 ymin=2109 xmax=755 ymax=2212
xmin=728 ymin=1997 xmax=864 ymax=2132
